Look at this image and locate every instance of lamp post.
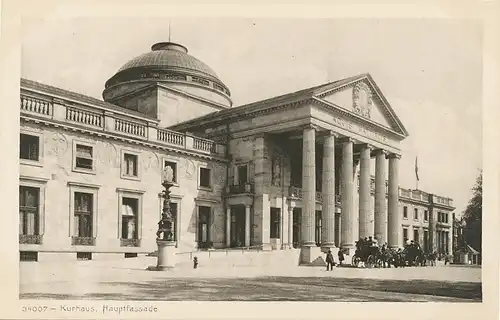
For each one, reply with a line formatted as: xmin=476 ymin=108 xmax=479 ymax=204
xmin=150 ymin=165 xmax=177 ymax=271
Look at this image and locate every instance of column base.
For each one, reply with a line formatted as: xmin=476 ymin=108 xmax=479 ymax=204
xmin=321 ymin=244 xmax=337 ymax=253
xmin=261 ymin=243 xmax=272 ymax=251
xmin=147 ymin=240 xmax=177 ymax=271
xmin=299 ymin=245 xmax=323 ymax=265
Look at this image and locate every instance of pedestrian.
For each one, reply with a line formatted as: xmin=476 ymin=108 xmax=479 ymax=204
xmin=325 ymin=250 xmax=335 ymax=271
xmin=338 ymin=249 xmax=344 ymax=266
xmin=193 ymin=256 xmax=198 ymax=269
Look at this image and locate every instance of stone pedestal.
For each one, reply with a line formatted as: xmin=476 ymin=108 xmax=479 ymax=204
xmin=147 ymin=240 xmax=176 ymax=271
xmin=299 ymin=244 xmax=323 ymax=265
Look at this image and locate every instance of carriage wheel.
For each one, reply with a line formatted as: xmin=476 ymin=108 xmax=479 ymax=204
xmin=352 ymin=256 xmax=360 ymax=267
xmin=366 ymin=255 xmax=375 ymax=268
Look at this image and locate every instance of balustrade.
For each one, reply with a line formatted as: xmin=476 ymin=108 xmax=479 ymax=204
xmin=120 ymin=239 xmax=141 ymax=247
xmin=114 ymin=118 xmax=147 ymax=137
xmin=193 ymin=137 xmax=216 ymax=152
xmin=20 ymin=96 xmax=51 ymax=116
xmin=157 ymin=129 xmax=185 ymax=146
xmin=20 ymin=93 xmax=226 ymax=156
xmin=66 ymin=107 xmax=103 ymax=127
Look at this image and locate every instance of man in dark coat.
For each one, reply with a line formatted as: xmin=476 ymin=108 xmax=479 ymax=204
xmin=325 ymin=250 xmax=335 ymax=271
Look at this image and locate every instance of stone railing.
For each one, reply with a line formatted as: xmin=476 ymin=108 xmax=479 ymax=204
xmin=157 ymin=128 xmax=185 ymax=146
xmin=21 ymin=95 xmax=52 ymax=116
xmin=433 ymin=195 xmax=454 ymax=207
xmin=20 ymin=93 xmax=225 ymax=157
xmin=19 ymin=234 xmax=43 ymax=245
xmin=66 ymin=106 xmax=103 ymax=127
xmin=71 ymin=236 xmax=96 ymax=246
xmin=193 ymin=136 xmax=216 ymax=153
xmin=228 ymin=183 xmax=254 ymax=194
xmin=115 ymin=118 xmax=147 ymax=137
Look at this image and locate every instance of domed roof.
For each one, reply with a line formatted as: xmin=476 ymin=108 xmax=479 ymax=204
xmin=116 ymin=42 xmax=220 ymax=81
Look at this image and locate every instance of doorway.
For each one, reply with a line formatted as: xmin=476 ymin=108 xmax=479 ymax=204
xmin=198 ymin=206 xmax=211 ymax=249
xmin=230 ymin=205 xmax=246 ymax=247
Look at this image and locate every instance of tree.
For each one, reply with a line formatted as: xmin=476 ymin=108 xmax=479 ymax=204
xmin=462 ymin=171 xmax=482 ymax=252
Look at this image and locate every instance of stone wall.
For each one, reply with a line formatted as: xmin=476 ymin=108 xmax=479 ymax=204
xmin=19 ymin=122 xmax=226 ymax=256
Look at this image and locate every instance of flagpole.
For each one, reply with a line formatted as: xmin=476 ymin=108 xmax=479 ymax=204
xmin=415 ymin=156 xmax=419 ymax=190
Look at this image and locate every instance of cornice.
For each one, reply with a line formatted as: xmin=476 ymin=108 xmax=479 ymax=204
xmin=20 ymin=115 xmax=228 ymax=163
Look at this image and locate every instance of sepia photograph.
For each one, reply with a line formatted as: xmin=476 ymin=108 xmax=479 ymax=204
xmin=8 ymin=2 xmax=494 ymax=317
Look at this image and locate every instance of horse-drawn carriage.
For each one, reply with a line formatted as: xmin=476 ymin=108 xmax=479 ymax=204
xmin=350 ymin=238 xmax=433 ymax=268
xmin=351 ymin=239 xmax=383 ymax=268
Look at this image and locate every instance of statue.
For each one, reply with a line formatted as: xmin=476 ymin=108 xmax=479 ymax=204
xmin=156 ymin=165 xmax=176 ymax=241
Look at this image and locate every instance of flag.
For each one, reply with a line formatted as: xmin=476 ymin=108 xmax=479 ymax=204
xmin=415 ymin=156 xmax=420 ymax=182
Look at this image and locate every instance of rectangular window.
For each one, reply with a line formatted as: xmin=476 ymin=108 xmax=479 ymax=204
xmin=413 ymin=229 xmax=419 ymax=243
xmin=74 ymin=192 xmax=93 ymax=237
xmin=121 ymin=197 xmax=138 ymax=240
xmin=199 ymin=167 xmax=211 ymax=188
xmin=414 ymin=208 xmax=419 ymax=220
xmin=123 ymin=153 xmax=138 ymax=177
xmin=164 ymin=161 xmax=178 ymax=183
xmin=19 ymin=186 xmax=40 ymax=236
xmin=20 ymin=134 xmax=39 ymax=161
xmin=403 ymin=227 xmax=408 ymax=243
xmin=445 ymin=213 xmax=449 ymax=224
xmin=403 ymin=206 xmax=408 ymax=219
xmin=75 ymin=144 xmax=94 ymax=170
xmin=237 ymin=165 xmax=248 ymax=185
xmin=270 ymin=208 xmax=281 ymax=239
xmin=424 ymin=210 xmax=428 ymax=221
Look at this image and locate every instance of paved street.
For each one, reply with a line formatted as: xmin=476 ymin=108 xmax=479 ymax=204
xmin=20 ymin=257 xmax=482 ymax=302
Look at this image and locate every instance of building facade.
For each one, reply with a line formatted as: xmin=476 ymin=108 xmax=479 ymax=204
xmin=19 ymin=41 xmax=455 ymax=263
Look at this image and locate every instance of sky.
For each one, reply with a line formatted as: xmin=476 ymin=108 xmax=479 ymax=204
xmin=20 ymin=17 xmax=483 ymax=216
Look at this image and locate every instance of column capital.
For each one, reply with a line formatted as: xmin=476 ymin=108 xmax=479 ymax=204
xmin=373 ymin=148 xmax=388 ymax=156
xmin=302 ymin=123 xmax=319 ymax=131
xmin=386 ymin=153 xmax=402 ymax=160
xmin=244 ymin=204 xmax=251 ymax=209
xmin=359 ymin=143 xmax=375 ymax=151
xmin=338 ymin=136 xmax=354 ymax=144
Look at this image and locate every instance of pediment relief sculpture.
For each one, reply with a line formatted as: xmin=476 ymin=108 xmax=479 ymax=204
xmin=352 ymin=81 xmax=373 ymax=119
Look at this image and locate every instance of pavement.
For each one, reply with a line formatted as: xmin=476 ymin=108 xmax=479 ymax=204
xmin=19 ymin=257 xmax=482 ymax=302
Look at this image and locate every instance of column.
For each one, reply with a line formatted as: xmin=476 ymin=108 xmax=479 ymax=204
xmin=288 ymin=205 xmax=294 ymax=248
xmin=358 ymin=144 xmax=372 ymax=239
xmin=374 ymin=149 xmax=387 ymax=244
xmin=301 ymin=125 xmax=316 ymax=247
xmin=321 ymin=132 xmax=336 ymax=251
xmin=244 ymin=205 xmax=251 ymax=247
xmin=253 ymin=135 xmax=271 ymax=250
xmin=300 ymin=125 xmax=319 ymax=263
xmin=226 ymin=206 xmax=231 ymax=247
xmin=448 ymin=231 xmax=453 ymax=255
xmin=387 ymin=153 xmax=401 ymax=248
xmin=340 ymin=138 xmax=355 ymax=251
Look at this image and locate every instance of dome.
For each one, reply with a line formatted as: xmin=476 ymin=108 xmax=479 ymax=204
xmin=103 ymin=41 xmax=231 ymax=99
xmin=116 ymin=42 xmax=220 ymax=80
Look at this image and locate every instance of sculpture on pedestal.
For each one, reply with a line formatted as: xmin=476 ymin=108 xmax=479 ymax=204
xmin=156 ymin=165 xmax=175 ymax=241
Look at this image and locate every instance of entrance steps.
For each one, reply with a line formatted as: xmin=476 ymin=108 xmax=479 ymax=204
xmin=173 ymin=247 xmax=302 ymax=268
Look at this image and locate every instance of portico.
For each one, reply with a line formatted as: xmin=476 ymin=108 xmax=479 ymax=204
xmin=171 ymin=73 xmax=409 ymax=264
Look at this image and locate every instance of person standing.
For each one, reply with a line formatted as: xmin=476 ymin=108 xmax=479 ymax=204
xmin=338 ymin=249 xmax=345 ymax=266
xmin=325 ymin=250 xmax=335 ymax=271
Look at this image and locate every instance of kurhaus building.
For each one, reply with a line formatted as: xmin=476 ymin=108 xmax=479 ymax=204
xmin=19 ymin=41 xmax=455 ymax=263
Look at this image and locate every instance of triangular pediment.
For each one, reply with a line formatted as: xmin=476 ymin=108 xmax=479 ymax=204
xmin=313 ymin=75 xmax=408 ymax=136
